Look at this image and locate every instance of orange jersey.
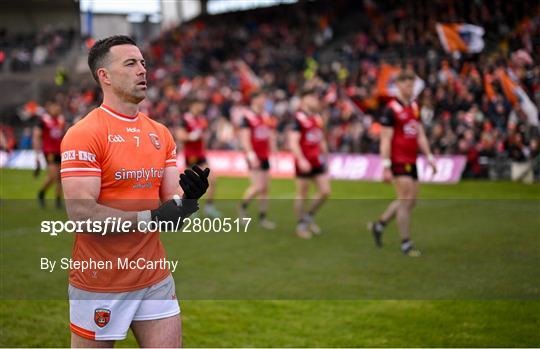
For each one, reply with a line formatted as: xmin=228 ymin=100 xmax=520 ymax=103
xmin=60 ymin=104 xmax=178 ymax=292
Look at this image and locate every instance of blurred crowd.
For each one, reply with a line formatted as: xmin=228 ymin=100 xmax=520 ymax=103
xmin=2 ymin=0 xmax=540 ymax=179
xmin=0 ymin=26 xmax=75 ymax=72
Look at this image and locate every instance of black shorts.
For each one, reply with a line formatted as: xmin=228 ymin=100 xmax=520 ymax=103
xmin=391 ymin=162 xmax=418 ymax=180
xmin=44 ymin=152 xmax=61 ymax=165
xmin=296 ymin=164 xmax=326 ymax=178
xmin=185 ymin=156 xmax=207 ymax=167
xmin=249 ymin=158 xmax=270 ymax=171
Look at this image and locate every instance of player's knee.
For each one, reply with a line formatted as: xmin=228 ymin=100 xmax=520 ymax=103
xmin=296 ymin=186 xmax=308 ymax=197
xmin=258 ymin=184 xmax=268 ymax=195
xmin=402 ymin=198 xmax=415 ymax=210
xmin=320 ymin=187 xmax=331 ymax=199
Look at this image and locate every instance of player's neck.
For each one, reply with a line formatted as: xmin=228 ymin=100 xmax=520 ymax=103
xmin=301 ymin=106 xmax=314 ymax=115
xmin=396 ymin=92 xmax=413 ymax=106
xmin=102 ymin=96 xmax=139 ymax=117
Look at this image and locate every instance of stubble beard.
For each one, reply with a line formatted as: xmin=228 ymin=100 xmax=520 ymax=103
xmin=113 ymin=83 xmax=145 ymax=105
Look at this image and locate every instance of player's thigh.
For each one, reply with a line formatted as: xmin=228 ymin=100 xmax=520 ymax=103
xmin=254 ymin=170 xmax=270 ymax=191
xmin=131 ymin=314 xmax=182 ymax=348
xmin=249 ymin=169 xmax=262 ymax=186
xmin=313 ymin=173 xmax=331 ymax=196
xmin=259 ymin=170 xmax=271 ymax=191
xmin=411 ymin=180 xmax=420 ymax=200
xmin=394 ymin=176 xmax=415 ymax=200
xmin=48 ymin=162 xmax=60 ymax=177
xmin=295 ymin=178 xmax=310 ymax=197
xmin=71 ymin=333 xmax=114 ymax=348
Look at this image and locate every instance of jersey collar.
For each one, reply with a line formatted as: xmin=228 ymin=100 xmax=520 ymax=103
xmin=100 ymin=104 xmax=139 ymax=122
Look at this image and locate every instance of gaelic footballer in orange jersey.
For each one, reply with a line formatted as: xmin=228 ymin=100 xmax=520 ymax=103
xmin=61 ymin=104 xmax=177 ymax=292
xmin=62 ymin=35 xmax=209 ymax=347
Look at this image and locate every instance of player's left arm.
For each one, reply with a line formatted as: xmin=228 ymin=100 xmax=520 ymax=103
xmin=32 ymin=125 xmax=42 ymax=152
xmin=417 ymin=123 xmax=436 ymax=173
xmin=321 ymin=132 xmax=329 ymax=155
xmin=160 ymin=166 xmax=182 ymax=202
xmin=270 ymin=128 xmax=278 ymax=154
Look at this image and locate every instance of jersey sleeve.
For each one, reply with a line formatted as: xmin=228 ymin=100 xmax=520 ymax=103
xmin=379 ymin=107 xmax=395 ymax=127
xmin=32 ymin=116 xmax=44 ymax=129
xmin=292 ymin=117 xmax=302 ymax=132
xmin=163 ymin=127 xmax=178 ymax=168
xmin=178 ymin=116 xmax=187 ymax=129
xmin=240 ymin=116 xmax=250 ymax=129
xmin=60 ymin=124 xmax=103 ymax=178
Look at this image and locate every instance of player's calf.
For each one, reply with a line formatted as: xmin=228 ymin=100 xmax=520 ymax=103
xmin=367 ymin=220 xmax=385 ymax=248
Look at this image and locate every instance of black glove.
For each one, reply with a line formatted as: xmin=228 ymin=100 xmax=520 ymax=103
xmin=150 ymin=197 xmax=199 ymax=231
xmin=179 ymin=165 xmax=210 ymax=199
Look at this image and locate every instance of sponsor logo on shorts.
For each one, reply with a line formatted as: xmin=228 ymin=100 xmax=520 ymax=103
xmin=94 ymin=308 xmax=111 ymax=328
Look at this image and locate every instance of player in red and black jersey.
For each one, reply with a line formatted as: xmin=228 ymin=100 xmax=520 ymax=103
xmin=289 ymin=89 xmax=331 ymax=239
xmin=175 ymin=99 xmax=221 ymax=217
xmin=238 ymin=91 xmax=277 ymax=229
xmin=368 ymin=70 xmax=436 ymax=257
xmin=33 ymin=101 xmax=66 ymax=208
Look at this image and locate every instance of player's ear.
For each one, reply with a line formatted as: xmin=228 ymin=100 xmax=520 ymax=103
xmin=97 ymin=68 xmax=111 ymax=86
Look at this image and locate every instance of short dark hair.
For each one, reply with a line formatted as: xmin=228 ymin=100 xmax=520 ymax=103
xmin=300 ymin=88 xmax=317 ymax=97
xmin=397 ymin=69 xmax=415 ymax=81
xmin=88 ymin=35 xmax=136 ymax=84
xmin=250 ymin=90 xmax=266 ymax=100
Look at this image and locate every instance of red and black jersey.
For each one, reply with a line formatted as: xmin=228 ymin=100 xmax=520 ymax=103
xmin=180 ymin=112 xmax=208 ymax=159
xmin=379 ymin=98 xmax=420 ymax=164
xmin=293 ymin=110 xmax=325 ymax=167
xmin=38 ymin=113 xmax=65 ymax=154
xmin=240 ymin=110 xmax=276 ymax=160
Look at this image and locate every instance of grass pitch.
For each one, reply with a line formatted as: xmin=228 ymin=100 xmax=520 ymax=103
xmin=1 ymin=169 xmax=539 ymax=347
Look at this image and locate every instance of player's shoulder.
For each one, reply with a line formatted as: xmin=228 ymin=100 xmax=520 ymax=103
xmin=64 ymin=108 xmax=102 ymax=138
xmin=139 ymin=113 xmax=173 ymax=137
xmin=295 ymin=110 xmax=308 ymax=121
xmin=243 ymin=109 xmax=258 ymax=122
xmin=385 ymin=98 xmax=403 ymax=111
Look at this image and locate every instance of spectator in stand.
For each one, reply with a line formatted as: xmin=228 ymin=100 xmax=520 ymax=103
xmin=4 ymin=0 xmax=540 ymax=181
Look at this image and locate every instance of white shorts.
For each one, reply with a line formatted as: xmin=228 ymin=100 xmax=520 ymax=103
xmin=69 ymin=275 xmax=180 ymax=341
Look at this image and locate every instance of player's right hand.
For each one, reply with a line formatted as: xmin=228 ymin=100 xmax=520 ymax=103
xmin=179 ymin=165 xmax=210 ymax=199
xmin=188 ymin=129 xmax=202 ymax=141
xmin=298 ymin=158 xmax=312 ymax=173
xmin=383 ymin=168 xmax=393 ymax=183
xmin=247 ymin=152 xmax=260 ymax=168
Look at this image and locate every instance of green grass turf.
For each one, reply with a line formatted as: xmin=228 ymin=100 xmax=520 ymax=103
xmin=1 ymin=168 xmax=539 ymax=347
